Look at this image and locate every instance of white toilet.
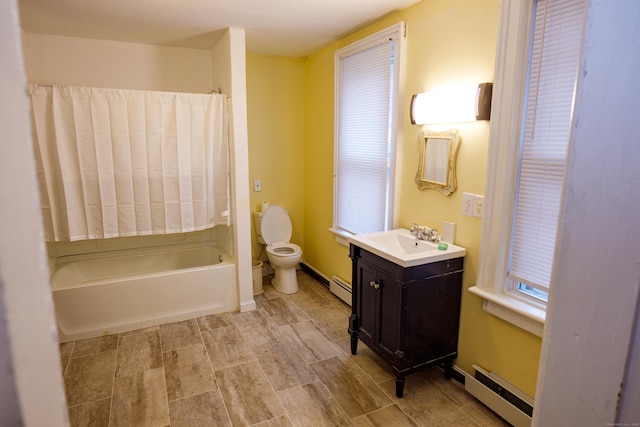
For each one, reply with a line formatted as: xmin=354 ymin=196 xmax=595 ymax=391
xmin=253 ymin=205 xmax=302 ymax=294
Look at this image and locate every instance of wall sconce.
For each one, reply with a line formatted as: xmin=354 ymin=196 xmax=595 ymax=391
xmin=410 ymin=83 xmax=493 ymax=125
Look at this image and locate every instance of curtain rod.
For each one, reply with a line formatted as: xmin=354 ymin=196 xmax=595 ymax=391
xmin=33 ymin=83 xmax=223 ymax=96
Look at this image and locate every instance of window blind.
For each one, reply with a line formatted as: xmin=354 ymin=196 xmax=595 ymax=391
xmin=509 ymin=0 xmax=585 ymax=291
xmin=336 ymin=39 xmax=394 ymax=235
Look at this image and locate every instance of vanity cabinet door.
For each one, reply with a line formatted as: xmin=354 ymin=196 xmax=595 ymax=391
xmin=356 ymin=262 xmax=378 ymax=344
xmin=354 ymin=258 xmax=401 ymax=362
xmin=376 ymin=269 xmax=401 ymax=361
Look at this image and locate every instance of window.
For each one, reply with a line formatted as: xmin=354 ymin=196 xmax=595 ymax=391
xmin=331 ymin=23 xmax=405 ymax=241
xmin=470 ymin=0 xmax=586 ymax=336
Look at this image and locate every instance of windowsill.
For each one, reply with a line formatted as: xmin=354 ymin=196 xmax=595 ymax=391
xmin=329 ymin=228 xmax=351 ymax=247
xmin=468 ymin=286 xmax=546 ymax=337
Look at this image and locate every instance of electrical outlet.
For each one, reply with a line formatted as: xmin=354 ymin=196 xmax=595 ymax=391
xmin=462 ymin=193 xmax=474 ymax=216
xmin=473 ymin=195 xmax=484 ymax=218
xmin=253 ymin=179 xmax=262 ymax=192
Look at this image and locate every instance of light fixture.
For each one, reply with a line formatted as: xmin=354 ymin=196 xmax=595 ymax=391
xmin=410 ymin=82 xmax=493 ymax=125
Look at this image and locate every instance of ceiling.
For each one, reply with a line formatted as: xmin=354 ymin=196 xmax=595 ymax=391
xmin=18 ymin=0 xmax=421 ymax=57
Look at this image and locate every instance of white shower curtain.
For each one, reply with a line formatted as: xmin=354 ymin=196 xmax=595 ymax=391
xmin=29 ymin=84 xmax=230 ymax=242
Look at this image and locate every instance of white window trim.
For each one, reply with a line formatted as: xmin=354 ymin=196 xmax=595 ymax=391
xmin=330 ymin=227 xmax=352 ymax=247
xmin=330 ymin=23 xmax=406 ymax=246
xmin=468 ymin=0 xmax=547 ymax=337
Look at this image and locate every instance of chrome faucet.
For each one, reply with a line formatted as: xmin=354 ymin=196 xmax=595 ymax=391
xmin=409 ymin=223 xmax=440 ymax=242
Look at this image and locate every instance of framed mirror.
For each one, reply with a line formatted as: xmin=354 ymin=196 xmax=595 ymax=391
xmin=415 ymin=128 xmax=461 ymax=195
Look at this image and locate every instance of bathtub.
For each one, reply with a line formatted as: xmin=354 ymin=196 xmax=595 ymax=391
xmin=52 ymin=245 xmax=237 ymax=342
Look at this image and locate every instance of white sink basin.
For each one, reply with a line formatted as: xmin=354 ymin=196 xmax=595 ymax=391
xmin=347 ymin=228 xmax=466 ymax=267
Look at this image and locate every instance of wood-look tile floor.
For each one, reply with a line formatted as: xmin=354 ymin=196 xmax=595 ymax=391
xmin=58 ymin=270 xmax=511 ymax=427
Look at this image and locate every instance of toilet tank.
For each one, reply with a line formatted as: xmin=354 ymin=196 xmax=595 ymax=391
xmin=253 ymin=212 xmax=266 ymax=245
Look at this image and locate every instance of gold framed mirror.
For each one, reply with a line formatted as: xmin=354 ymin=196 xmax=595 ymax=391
xmin=415 ymin=128 xmax=461 ymax=195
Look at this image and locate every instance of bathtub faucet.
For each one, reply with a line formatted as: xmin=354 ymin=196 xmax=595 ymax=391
xmin=409 ymin=223 xmax=440 ymax=242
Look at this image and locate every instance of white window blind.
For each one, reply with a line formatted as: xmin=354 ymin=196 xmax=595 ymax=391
xmin=336 ymin=38 xmax=394 ymax=235
xmin=509 ymin=0 xmax=585 ymax=292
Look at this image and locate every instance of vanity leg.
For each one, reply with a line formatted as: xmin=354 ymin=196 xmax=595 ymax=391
xmin=395 ymin=375 xmax=405 ymax=398
xmin=348 ymin=314 xmax=359 ymax=355
xmin=443 ymin=360 xmax=453 ymax=380
xmin=350 ymin=336 xmax=358 ymax=355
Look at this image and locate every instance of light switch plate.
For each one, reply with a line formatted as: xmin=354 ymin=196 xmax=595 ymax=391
xmin=473 ymin=195 xmax=484 ymax=218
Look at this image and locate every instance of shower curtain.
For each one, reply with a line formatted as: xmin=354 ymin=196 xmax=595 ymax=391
xmin=29 ymin=84 xmax=230 ymax=242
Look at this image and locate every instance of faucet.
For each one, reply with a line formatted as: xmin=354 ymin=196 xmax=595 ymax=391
xmin=409 ymin=223 xmax=440 ymax=242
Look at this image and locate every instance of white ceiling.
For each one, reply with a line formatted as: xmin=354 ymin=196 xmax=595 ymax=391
xmin=18 ymin=0 xmax=421 ymax=57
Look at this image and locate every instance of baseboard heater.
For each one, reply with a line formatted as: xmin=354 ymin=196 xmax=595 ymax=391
xmin=330 ymin=276 xmax=352 ymax=306
xmin=463 ymin=364 xmax=534 ymax=427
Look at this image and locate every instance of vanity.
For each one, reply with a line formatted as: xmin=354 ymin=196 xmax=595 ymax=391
xmin=347 ymin=229 xmax=466 ymax=397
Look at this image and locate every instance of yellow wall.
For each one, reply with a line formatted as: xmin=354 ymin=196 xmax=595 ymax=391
xmin=246 ymin=55 xmax=306 ymax=261
xmin=299 ymin=0 xmax=543 ymax=396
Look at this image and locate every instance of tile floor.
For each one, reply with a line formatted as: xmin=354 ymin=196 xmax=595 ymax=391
xmin=59 ymin=269 xmax=511 ymax=426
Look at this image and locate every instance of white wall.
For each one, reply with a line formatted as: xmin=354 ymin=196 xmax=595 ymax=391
xmin=534 ymin=1 xmax=640 ymax=425
xmin=0 ymin=1 xmax=68 ymax=425
xmin=211 ymin=29 xmax=255 ymax=313
xmin=23 ymin=32 xmax=214 ymax=93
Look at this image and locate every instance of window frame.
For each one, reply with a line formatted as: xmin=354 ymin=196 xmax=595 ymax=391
xmin=330 ymin=23 xmax=406 ymax=245
xmin=470 ymin=0 xmax=584 ymax=337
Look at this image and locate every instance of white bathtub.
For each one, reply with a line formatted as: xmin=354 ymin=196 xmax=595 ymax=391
xmin=52 ymin=245 xmax=237 ymax=342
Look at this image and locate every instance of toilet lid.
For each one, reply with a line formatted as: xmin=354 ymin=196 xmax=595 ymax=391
xmin=260 ymin=205 xmax=292 ymax=244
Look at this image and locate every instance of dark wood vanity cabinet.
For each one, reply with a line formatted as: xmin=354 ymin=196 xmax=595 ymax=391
xmin=348 ymin=244 xmax=464 ymax=398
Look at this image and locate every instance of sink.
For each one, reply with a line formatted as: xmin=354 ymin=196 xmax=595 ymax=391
xmin=347 ymin=228 xmax=466 ymax=267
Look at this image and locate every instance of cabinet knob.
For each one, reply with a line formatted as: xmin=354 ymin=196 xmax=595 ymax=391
xmin=369 ymin=281 xmax=380 ymax=290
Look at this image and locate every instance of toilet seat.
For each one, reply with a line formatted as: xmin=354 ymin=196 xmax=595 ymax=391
xmin=266 ymin=243 xmax=302 ymax=257
xmin=260 ymin=205 xmax=292 ymax=245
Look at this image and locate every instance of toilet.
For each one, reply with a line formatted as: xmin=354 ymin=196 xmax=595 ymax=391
xmin=253 ymin=205 xmax=302 ymax=294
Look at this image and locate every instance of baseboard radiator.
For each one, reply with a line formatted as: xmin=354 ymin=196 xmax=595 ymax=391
xmin=463 ymin=364 xmax=534 ymax=427
xmin=330 ymin=276 xmax=352 ymax=306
